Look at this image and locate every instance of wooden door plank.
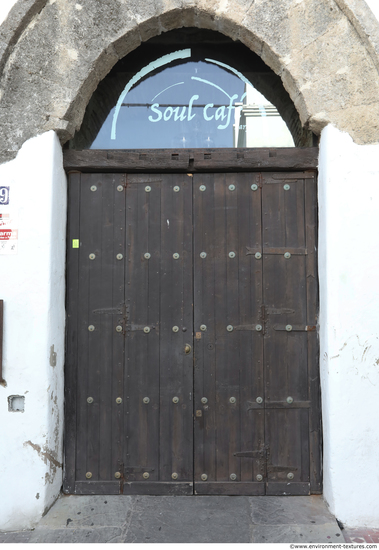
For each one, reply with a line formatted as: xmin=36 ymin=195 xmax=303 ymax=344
xmin=171 ymin=173 xmax=193 ymax=481
xmin=142 ymin=175 xmax=162 ymax=481
xmin=85 ymin=173 xmax=105 ymax=482
xmin=266 ymin=482 xmax=310 ymax=496
xmin=158 ymin=174 xmax=175 ymax=482
xmin=123 ymin=482 xmax=193 ymax=495
xmin=74 ymin=173 xmax=91 ymax=484
xmin=63 ymin=149 xmax=319 ymax=173
xmin=262 ymin=173 xmax=314 ymax=489
xmin=96 ymin=174 xmax=114 ymax=482
xmin=236 ymin=173 xmax=265 ymax=483
xmin=175 ymin=173 xmax=194 ymax=481
xmin=193 ymin=173 xmax=265 ymax=490
xmin=93 ymin=174 xmax=125 ymax=483
xmin=223 ymin=173 xmax=241 ymax=482
xmin=212 ymin=174 xmax=230 ymax=482
xmin=265 ymin=403 xmax=309 ymax=485
xmin=194 ymin=482 xmax=265 ymax=496
xmin=74 ymin=173 xmax=104 ymax=483
xmin=300 ymin=407 xmax=311 ymax=483
xmin=108 ymin=175 xmax=126 ymax=484
xmin=124 ymin=177 xmax=139 ymax=481
xmin=126 ymin=177 xmax=149 ymax=479
xmin=305 ymin=174 xmax=322 ymax=494
xmin=124 ymin=175 xmax=161 ymax=482
xmin=74 ymin=481 xmax=121 ymax=495
xmin=159 ymin=174 xmax=193 ymax=482
xmin=193 ymin=173 xmax=217 ymax=483
xmin=64 ymin=172 xmax=81 ymax=493
xmin=66 ymin=173 xmax=125 ymax=493
xmin=262 ymin=176 xmax=308 ymax=404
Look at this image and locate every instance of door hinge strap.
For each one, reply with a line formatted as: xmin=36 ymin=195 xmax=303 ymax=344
xmin=93 ymin=307 xmax=124 ymax=315
xmin=265 ymin=401 xmax=311 ymax=409
xmin=233 ymin=451 xmax=265 ymax=458
xmin=246 ymin=246 xmax=307 ymax=256
xmin=273 ymin=325 xmax=316 ymax=332
xmin=246 ymin=400 xmax=310 ymax=410
xmin=233 ymin=324 xmax=262 ymax=331
xmin=125 ymin=324 xmax=156 ymax=332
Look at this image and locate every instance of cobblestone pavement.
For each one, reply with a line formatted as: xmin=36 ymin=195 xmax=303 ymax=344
xmin=1 ymin=495 xmax=344 ymax=543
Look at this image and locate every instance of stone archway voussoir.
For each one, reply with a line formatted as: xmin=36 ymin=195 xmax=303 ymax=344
xmin=1 ymin=0 xmax=379 ymax=163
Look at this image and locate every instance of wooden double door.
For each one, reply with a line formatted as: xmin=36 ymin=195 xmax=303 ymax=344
xmin=64 ymin=170 xmax=321 ymax=496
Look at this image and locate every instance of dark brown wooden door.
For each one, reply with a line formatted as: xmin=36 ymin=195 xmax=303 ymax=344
xmin=65 ymin=173 xmax=194 ymax=495
xmin=64 ymin=170 xmax=320 ymax=495
xmin=192 ymin=172 xmax=320 ymax=495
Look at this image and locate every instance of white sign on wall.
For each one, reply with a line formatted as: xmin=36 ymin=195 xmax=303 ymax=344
xmin=0 ymin=212 xmax=18 ymax=254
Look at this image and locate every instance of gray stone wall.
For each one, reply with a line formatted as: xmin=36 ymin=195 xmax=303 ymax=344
xmin=0 ymin=0 xmax=379 ymax=162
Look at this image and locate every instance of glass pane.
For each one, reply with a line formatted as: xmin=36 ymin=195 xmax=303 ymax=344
xmin=90 ymin=50 xmax=294 ymax=149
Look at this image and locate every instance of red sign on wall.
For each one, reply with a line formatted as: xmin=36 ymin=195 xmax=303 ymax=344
xmin=0 ymin=213 xmax=18 ymax=254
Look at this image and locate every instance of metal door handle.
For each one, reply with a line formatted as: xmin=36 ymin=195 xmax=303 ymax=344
xmin=184 ymin=344 xmax=192 ymax=354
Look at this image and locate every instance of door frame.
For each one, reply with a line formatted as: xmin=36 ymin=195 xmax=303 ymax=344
xmin=63 ymin=147 xmax=321 ymax=495
xmin=63 ymin=148 xmax=318 ymax=174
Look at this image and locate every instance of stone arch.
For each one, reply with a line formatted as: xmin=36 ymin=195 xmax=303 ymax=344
xmin=70 ymin=29 xmax=313 ymax=149
xmin=1 ymin=0 xmax=379 ymax=162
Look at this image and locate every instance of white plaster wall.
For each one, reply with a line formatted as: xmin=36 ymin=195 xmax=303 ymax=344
xmin=365 ymin=0 xmax=379 ymax=21
xmin=319 ymin=125 xmax=379 ymax=528
xmin=0 ymin=131 xmax=66 ymax=531
xmin=0 ymin=0 xmax=17 ymax=26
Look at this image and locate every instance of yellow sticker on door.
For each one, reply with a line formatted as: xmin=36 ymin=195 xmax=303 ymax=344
xmin=72 ymin=239 xmax=79 ymax=248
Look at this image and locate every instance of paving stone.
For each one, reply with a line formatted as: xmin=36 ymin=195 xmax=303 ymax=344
xmin=124 ymin=496 xmax=252 ymax=543
xmin=28 ymin=526 xmax=123 ymax=543
xmin=249 ymin=495 xmax=336 ymax=525
xmin=0 ymin=531 xmax=33 ymax=543
xmin=251 ymin=523 xmax=344 ymax=543
xmin=1 ymin=494 xmax=347 ymax=543
xmin=35 ymin=494 xmax=133 ymax=529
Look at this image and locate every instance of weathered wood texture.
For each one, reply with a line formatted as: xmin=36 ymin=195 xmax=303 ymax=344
xmin=124 ymin=174 xmax=193 ymax=484
xmin=261 ymin=172 xmax=320 ymax=493
xmin=65 ymin=173 xmax=194 ymax=494
xmin=64 ymin=148 xmax=319 ymax=173
xmin=73 ymin=481 xmax=121 ymax=495
xmin=194 ymin=482 xmax=265 ymax=495
xmin=65 ymin=169 xmax=320 ymax=495
xmin=64 ymin=172 xmax=81 ymax=494
xmin=266 ymin=482 xmax=311 ymax=496
xmin=193 ymin=173 xmax=264 ymax=486
xmin=122 ymin=482 xmax=193 ymax=495
xmin=64 ymin=173 xmax=127 ymax=493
